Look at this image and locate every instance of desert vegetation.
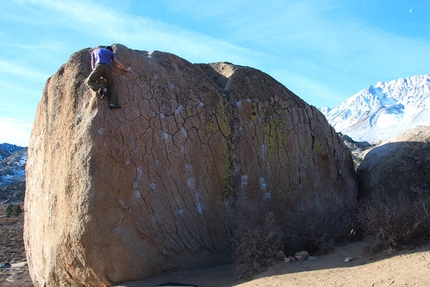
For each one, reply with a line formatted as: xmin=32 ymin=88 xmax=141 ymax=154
xmin=231 ymin=210 xmax=283 ymax=280
xmin=5 ymin=204 xmax=22 ymax=218
xmin=230 ymin=196 xmax=430 ymax=280
xmin=230 ymin=203 xmax=359 ymax=280
xmin=358 ymin=196 xmax=430 ymax=253
xmin=289 ymin=205 xmax=358 ymax=254
xmin=0 ymin=202 xmax=29 ymax=286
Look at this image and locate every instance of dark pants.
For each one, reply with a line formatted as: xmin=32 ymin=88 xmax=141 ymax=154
xmin=86 ymin=64 xmax=119 ymax=104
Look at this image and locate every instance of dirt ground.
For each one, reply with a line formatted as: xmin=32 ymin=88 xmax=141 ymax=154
xmin=1 ymin=202 xmax=429 ymax=287
xmin=0 ymin=203 xmax=33 ymax=287
xmin=121 ymin=241 xmax=430 ymax=287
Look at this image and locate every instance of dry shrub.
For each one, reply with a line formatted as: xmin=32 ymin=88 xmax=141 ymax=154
xmin=5 ymin=204 xmax=22 ymax=218
xmin=289 ymin=206 xmax=357 ymax=254
xmin=358 ymin=197 xmax=430 ymax=253
xmin=231 ymin=211 xmax=283 ymax=280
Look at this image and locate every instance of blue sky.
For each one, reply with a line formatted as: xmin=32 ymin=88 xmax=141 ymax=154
xmin=1 ymin=0 xmax=429 ymax=146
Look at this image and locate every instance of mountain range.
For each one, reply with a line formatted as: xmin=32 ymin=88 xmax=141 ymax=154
xmin=321 ymin=74 xmax=430 ymax=143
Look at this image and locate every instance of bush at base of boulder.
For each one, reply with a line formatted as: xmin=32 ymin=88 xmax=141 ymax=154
xmin=287 ymin=205 xmax=358 ymax=255
xmin=358 ymin=196 xmax=430 ymax=253
xmin=231 ymin=210 xmax=283 ymax=280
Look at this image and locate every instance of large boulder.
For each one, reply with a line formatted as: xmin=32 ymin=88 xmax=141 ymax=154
xmin=358 ymin=125 xmax=430 ymax=204
xmin=24 ymin=44 xmax=357 ymax=286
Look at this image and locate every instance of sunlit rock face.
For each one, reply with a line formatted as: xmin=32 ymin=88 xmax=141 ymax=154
xmin=24 ymin=44 xmax=357 ymax=286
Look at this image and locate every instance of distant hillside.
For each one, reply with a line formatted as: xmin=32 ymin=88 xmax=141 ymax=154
xmin=0 ymin=143 xmax=26 ymax=161
xmin=0 ymin=143 xmax=27 ymax=202
xmin=322 ymin=74 xmax=430 ymax=143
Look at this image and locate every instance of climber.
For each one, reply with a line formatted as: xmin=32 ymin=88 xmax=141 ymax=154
xmin=86 ymin=46 xmax=132 ymax=109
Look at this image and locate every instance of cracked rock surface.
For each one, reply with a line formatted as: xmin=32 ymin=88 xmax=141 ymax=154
xmin=24 ymin=44 xmax=357 ymax=286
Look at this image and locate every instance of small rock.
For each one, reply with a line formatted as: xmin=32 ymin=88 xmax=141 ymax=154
xmin=295 ymin=255 xmax=304 ymax=261
xmin=276 ymin=250 xmax=288 ymax=262
xmin=307 ymin=256 xmax=318 ymax=261
xmin=344 ymin=257 xmax=353 ymax=263
xmin=294 ymin=251 xmax=310 ymax=260
xmin=288 ymin=256 xmax=297 ymax=262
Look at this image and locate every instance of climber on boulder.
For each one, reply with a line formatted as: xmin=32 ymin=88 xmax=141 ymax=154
xmin=86 ymin=45 xmax=132 ymax=109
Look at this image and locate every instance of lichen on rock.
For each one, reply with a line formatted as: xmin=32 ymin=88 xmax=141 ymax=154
xmin=24 ymin=44 xmax=357 ymax=286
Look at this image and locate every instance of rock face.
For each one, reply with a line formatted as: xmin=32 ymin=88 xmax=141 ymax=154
xmin=24 ymin=44 xmax=357 ymax=286
xmin=358 ymin=125 xmax=430 ymax=204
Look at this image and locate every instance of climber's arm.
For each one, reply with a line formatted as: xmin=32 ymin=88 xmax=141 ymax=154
xmin=113 ymin=58 xmax=132 ymax=72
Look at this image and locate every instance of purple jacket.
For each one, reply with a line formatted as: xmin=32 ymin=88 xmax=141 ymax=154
xmin=91 ymin=48 xmax=116 ymax=68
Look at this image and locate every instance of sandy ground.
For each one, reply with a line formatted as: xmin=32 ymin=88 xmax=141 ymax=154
xmin=119 ymin=241 xmax=430 ymax=287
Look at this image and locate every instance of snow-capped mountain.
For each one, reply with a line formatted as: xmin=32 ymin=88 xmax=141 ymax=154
xmin=322 ymin=74 xmax=430 ymax=143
